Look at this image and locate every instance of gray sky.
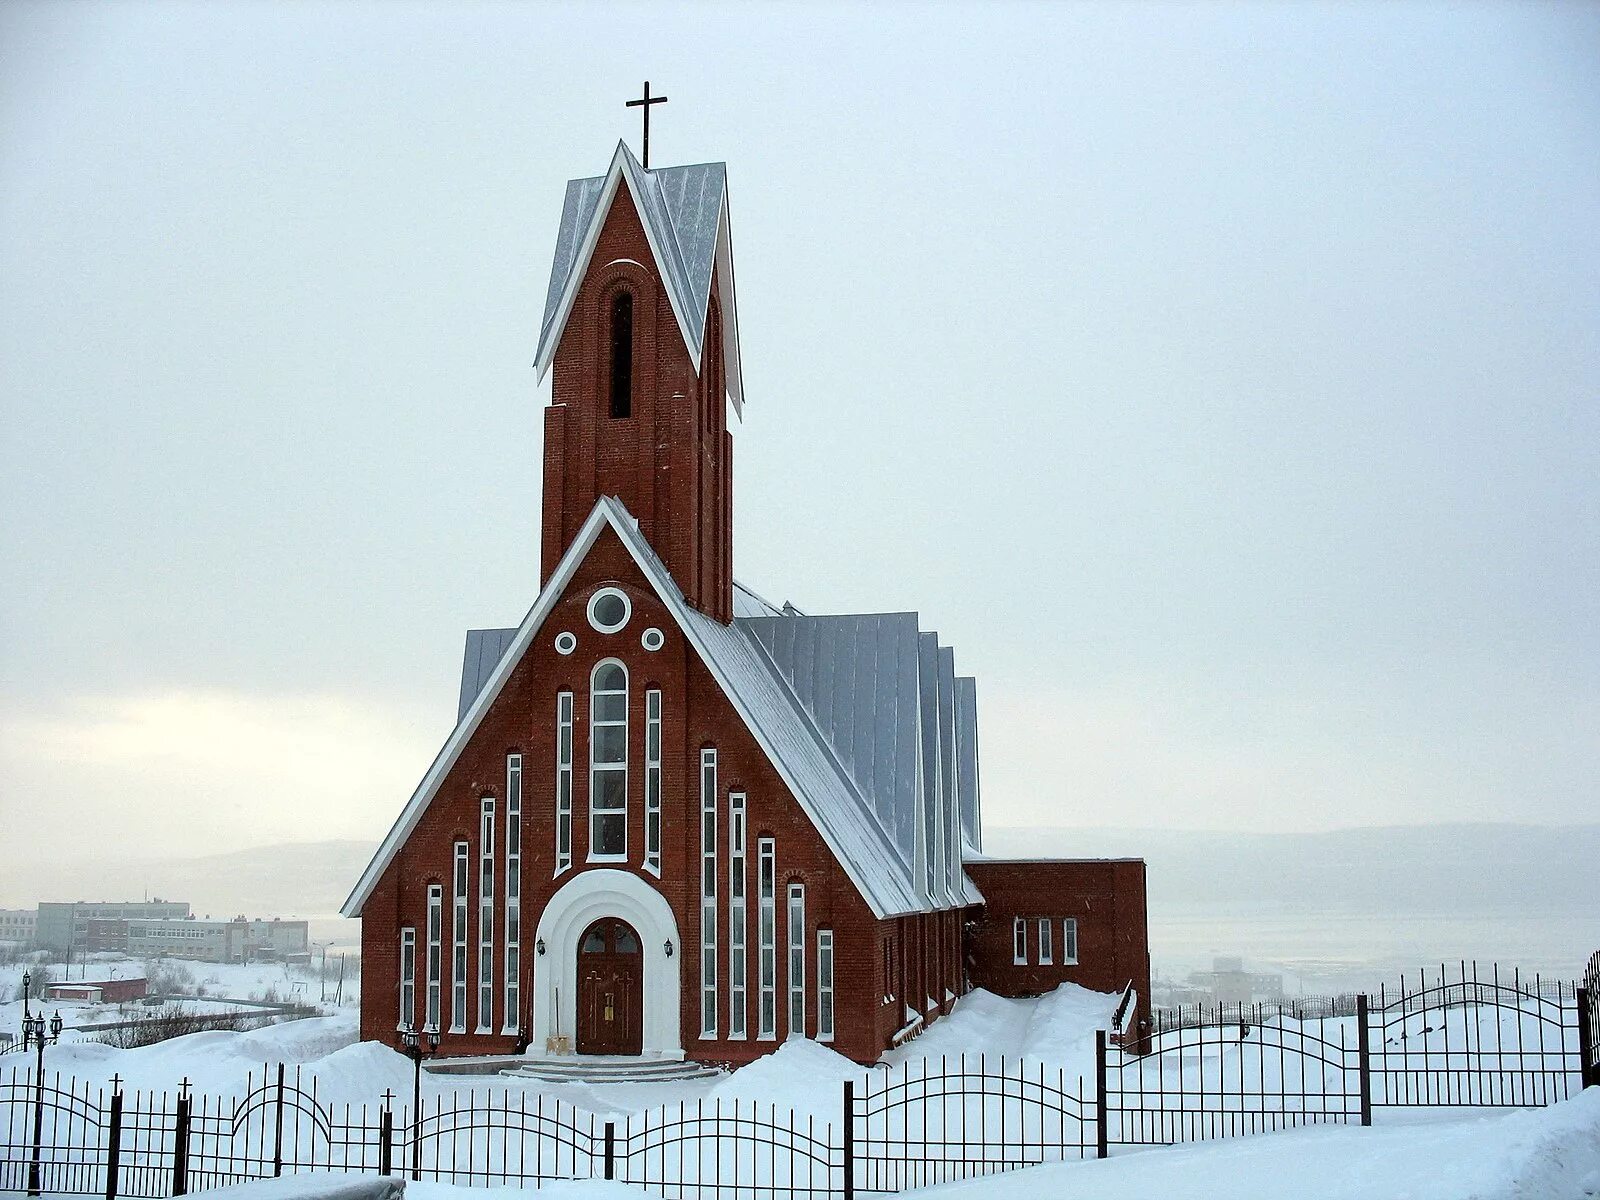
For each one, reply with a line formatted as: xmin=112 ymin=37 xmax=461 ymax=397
xmin=2 ymin=1 xmax=1596 ymax=868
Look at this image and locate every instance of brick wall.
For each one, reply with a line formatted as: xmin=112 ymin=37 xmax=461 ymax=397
xmin=964 ymin=859 xmax=1150 ymax=1038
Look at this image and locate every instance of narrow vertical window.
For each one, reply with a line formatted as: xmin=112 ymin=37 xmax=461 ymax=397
xmin=1038 ymin=917 xmax=1053 ymax=965
xmin=787 ymin=883 xmax=806 ymax=1037
xmin=728 ymin=792 xmax=747 ymax=1039
xmin=504 ymin=755 xmax=522 ymax=1033
xmin=1012 ymin=916 xmax=1027 ymax=966
xmin=451 ymin=842 xmax=468 ymax=1032
xmin=555 ymin=691 xmax=574 ymax=872
xmin=817 ymin=929 xmax=835 ymax=1043
xmin=477 ymin=797 xmax=494 ymax=1032
xmin=589 ymin=661 xmax=628 ymax=860
xmin=699 ymin=748 xmax=718 ymax=1038
xmin=425 ymin=885 xmax=442 ymax=1032
xmin=758 ymin=837 xmax=776 ymax=1040
xmin=399 ymin=926 xmax=416 ymax=1030
xmin=644 ymin=690 xmax=663 ymax=875
xmin=609 ymin=291 xmax=633 ymax=419
xmin=1062 ymin=918 xmax=1079 ymax=965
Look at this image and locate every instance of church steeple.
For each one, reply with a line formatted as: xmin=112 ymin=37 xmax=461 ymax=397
xmin=535 ymin=143 xmax=742 ymax=624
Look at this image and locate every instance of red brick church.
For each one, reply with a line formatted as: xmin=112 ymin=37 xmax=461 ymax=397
xmin=344 ymin=139 xmax=1150 ymax=1064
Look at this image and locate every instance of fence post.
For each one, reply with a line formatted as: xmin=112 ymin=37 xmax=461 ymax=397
xmin=1094 ymin=1030 xmax=1108 ymax=1160
xmin=842 ymin=1079 xmax=854 ymax=1200
xmin=172 ymin=1090 xmax=191 ymax=1197
xmin=603 ymin=1121 xmax=615 ymax=1180
xmin=27 ymin=1066 xmax=46 ymax=1197
xmin=273 ymin=1062 xmax=286 ymax=1177
xmin=378 ymin=1092 xmax=393 ymax=1177
xmin=1356 ymin=994 xmax=1373 ymax=1126
xmin=1578 ymin=988 xmax=1594 ymax=1089
xmin=105 ymin=1086 xmax=123 ymax=1200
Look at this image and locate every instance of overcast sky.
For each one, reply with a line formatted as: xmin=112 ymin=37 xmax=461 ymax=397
xmin=2 ymin=0 xmax=1596 ymax=869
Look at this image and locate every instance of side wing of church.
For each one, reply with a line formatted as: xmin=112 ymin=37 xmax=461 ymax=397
xmin=345 ymin=142 xmax=1151 ymax=1064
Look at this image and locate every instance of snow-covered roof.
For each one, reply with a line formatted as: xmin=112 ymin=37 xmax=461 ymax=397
xmin=534 ymin=142 xmax=744 ymax=414
xmin=346 ymin=497 xmax=981 ymax=921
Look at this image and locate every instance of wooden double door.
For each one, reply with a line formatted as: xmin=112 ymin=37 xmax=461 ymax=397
xmin=576 ymin=917 xmax=643 ymax=1056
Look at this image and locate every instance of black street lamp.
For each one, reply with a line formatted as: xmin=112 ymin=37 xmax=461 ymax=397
xmin=21 ymin=971 xmax=64 ymax=1198
xmin=396 ymin=1022 xmax=439 ymax=1181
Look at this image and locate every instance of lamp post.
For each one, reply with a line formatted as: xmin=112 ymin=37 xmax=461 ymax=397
xmin=396 ymin=1022 xmax=438 ymax=1181
xmin=23 ymin=990 xmax=64 ymax=1198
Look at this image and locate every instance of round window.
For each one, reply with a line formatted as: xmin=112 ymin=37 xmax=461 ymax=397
xmin=641 ymin=627 xmax=665 ymax=652
xmin=554 ymin=631 xmax=577 ymax=656
xmin=587 ymin=587 xmax=631 ymax=634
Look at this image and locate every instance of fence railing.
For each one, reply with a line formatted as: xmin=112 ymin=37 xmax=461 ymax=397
xmin=3 ymin=958 xmax=1594 ymax=1200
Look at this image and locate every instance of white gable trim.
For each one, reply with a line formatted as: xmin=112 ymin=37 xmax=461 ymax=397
xmin=534 ymin=143 xmax=701 ymax=382
xmin=713 ymin=197 xmax=745 ymax=417
xmin=343 ymin=496 xmax=900 ymax=919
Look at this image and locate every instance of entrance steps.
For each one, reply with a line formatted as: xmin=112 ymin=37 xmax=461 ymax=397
xmin=500 ymin=1054 xmax=724 ymax=1085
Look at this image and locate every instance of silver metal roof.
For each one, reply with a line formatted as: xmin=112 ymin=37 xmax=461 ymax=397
xmin=458 ymin=628 xmax=519 ymax=722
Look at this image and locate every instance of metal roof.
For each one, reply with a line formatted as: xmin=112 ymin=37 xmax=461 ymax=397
xmin=534 ymin=143 xmax=744 ymax=413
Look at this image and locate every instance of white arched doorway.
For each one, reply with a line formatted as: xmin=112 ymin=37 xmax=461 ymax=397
xmin=531 ymin=869 xmax=682 ymax=1057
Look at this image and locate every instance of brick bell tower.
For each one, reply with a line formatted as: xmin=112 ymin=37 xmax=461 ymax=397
xmin=533 ymin=141 xmax=744 ymax=625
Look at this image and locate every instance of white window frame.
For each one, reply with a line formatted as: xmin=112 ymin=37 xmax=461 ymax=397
xmin=1038 ymin=917 xmax=1053 ymax=965
xmin=587 ymin=586 xmax=632 ymax=633
xmin=787 ymin=883 xmax=805 ymax=1038
xmin=644 ymin=689 xmax=663 ymax=876
xmin=504 ymin=754 xmax=522 ymax=1034
xmin=1012 ymin=916 xmax=1027 ymax=966
xmin=1062 ymin=918 xmax=1079 ymax=965
xmin=817 ymin=928 xmax=835 ymax=1043
xmin=699 ymin=748 xmax=718 ymax=1039
xmin=555 ymin=691 xmax=574 ymax=873
xmin=399 ymin=926 xmax=416 ymax=1031
xmin=758 ymin=837 xmax=776 ymax=1040
xmin=425 ymin=885 xmax=442 ymax=1033
xmin=451 ymin=841 xmax=468 ymax=1032
xmin=476 ymin=797 xmax=494 ymax=1032
xmin=727 ymin=791 xmax=747 ymax=1040
xmin=588 ymin=660 xmax=628 ymax=863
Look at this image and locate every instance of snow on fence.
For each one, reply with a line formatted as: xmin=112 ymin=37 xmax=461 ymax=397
xmin=3 ymin=959 xmax=1595 ymax=1200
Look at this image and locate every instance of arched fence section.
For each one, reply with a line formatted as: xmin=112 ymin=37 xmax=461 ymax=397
xmin=1 ymin=956 xmax=1594 ymax=1199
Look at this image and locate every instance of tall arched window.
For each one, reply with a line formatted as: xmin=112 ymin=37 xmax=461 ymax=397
xmin=589 ymin=659 xmax=628 ymax=859
xmin=610 ymin=292 xmax=633 ymax=419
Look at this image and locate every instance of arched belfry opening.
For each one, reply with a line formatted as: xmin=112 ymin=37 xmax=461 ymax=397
xmin=609 ymin=291 xmax=633 ymax=419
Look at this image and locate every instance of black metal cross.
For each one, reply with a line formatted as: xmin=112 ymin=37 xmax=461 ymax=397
xmin=626 ymin=81 xmax=668 ymax=168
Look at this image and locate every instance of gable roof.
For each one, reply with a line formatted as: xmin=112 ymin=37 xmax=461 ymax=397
xmin=344 ymin=496 xmax=934 ymax=920
xmin=534 ymin=142 xmax=745 ymax=415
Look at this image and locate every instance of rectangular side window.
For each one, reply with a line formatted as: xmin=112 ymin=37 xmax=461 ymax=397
xmin=555 ymin=692 xmax=574 ymax=872
xmin=758 ymin=837 xmax=776 ymax=1040
xmin=817 ymin=928 xmax=835 ymax=1043
xmin=1038 ymin=917 xmax=1053 ymax=965
xmin=699 ymin=748 xmax=718 ymax=1039
xmin=728 ymin=792 xmax=748 ymax=1039
xmin=1063 ymin=918 xmax=1079 ymax=965
xmin=425 ymin=885 xmax=442 ymax=1032
xmin=644 ymin=690 xmax=663 ymax=875
xmin=1012 ymin=916 xmax=1027 ymax=966
xmin=477 ymin=797 xmax=494 ymax=1032
xmin=451 ymin=842 xmax=469 ymax=1032
xmin=787 ymin=884 xmax=806 ymax=1038
xmin=504 ymin=754 xmax=522 ymax=1033
xmin=399 ymin=927 xmax=416 ymax=1030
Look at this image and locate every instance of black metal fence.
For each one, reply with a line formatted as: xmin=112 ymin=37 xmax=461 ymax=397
xmin=3 ymin=959 xmax=1594 ymax=1200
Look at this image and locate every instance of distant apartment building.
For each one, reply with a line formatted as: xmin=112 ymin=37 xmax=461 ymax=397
xmin=86 ymin=916 xmax=310 ymax=964
xmin=0 ymin=909 xmax=37 ymax=944
xmin=36 ymin=900 xmax=191 ymax=952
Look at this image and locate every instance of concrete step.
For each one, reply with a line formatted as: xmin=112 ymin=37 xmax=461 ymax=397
xmin=500 ymin=1056 xmax=724 ymax=1084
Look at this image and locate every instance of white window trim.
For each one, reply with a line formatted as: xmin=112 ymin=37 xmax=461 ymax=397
xmin=1012 ymin=916 xmax=1027 ymax=966
xmin=476 ymin=797 xmax=494 ymax=1033
xmin=1063 ymin=917 xmax=1080 ymax=966
xmin=644 ymin=689 xmax=662 ymax=876
xmin=787 ymin=882 xmax=805 ymax=1039
xmin=816 ymin=928 xmax=835 ymax=1043
xmin=758 ymin=837 xmax=776 ymax=1041
xmin=699 ymin=747 xmax=718 ymax=1039
xmin=587 ymin=586 xmax=632 ymax=633
xmin=727 ymin=791 xmax=747 ymax=1040
xmin=503 ymin=754 xmax=522 ymax=1034
xmin=555 ymin=691 xmax=574 ymax=874
xmin=450 ymin=842 xmax=468 ymax=1033
xmin=1038 ymin=917 xmax=1053 ymax=966
xmin=588 ymin=659 xmax=628 ymax=864
xmin=425 ymin=885 xmax=442 ymax=1033
xmin=399 ymin=926 xmax=416 ymax=1031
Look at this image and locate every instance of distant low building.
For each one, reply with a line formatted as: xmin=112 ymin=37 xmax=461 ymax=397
xmin=36 ymin=900 xmax=191 ymax=953
xmin=86 ymin=915 xmax=310 ymax=964
xmin=45 ymin=977 xmax=148 ymax=1004
xmin=1189 ymin=956 xmax=1285 ymax=1006
xmin=0 ymin=909 xmax=37 ymax=945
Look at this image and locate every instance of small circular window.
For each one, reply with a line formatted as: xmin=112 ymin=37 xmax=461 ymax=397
xmin=587 ymin=587 xmax=631 ymax=634
xmin=554 ymin=631 xmax=577 ymax=656
xmin=641 ymin=627 xmax=665 ymax=652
